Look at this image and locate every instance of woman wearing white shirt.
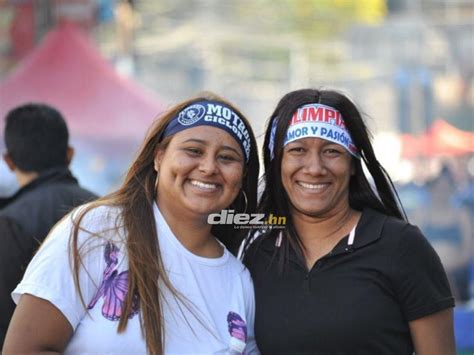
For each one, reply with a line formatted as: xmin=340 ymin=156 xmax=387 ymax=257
xmin=3 ymin=93 xmax=260 ymax=354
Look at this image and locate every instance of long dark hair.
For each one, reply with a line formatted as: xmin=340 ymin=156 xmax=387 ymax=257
xmin=247 ymin=88 xmax=405 ymax=267
xmin=71 ymin=92 xmax=259 ymax=354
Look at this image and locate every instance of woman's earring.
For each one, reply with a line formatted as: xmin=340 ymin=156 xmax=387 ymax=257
xmin=154 ymin=170 xmax=160 ymax=193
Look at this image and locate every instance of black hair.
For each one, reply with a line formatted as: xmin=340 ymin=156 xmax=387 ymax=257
xmin=245 ymin=89 xmax=405 ymax=268
xmin=4 ymin=103 xmax=70 ymax=172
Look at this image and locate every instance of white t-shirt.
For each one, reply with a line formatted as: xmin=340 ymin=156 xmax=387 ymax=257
xmin=12 ymin=203 xmax=259 ymax=354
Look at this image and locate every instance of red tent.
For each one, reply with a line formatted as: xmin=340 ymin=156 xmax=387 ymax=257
xmin=0 ymin=23 xmax=163 ymax=142
xmin=401 ymin=119 xmax=474 ymax=158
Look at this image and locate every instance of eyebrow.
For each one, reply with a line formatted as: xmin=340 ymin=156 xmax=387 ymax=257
xmin=221 ymin=146 xmax=242 ymax=156
xmin=181 ymin=139 xmax=242 ymax=156
xmin=182 ymin=138 xmax=206 ymax=144
xmin=323 ymin=142 xmax=344 ymax=148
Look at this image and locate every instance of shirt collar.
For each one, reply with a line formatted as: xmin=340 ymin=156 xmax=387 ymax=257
xmin=257 ymin=207 xmax=387 ymax=255
xmin=349 ymin=207 xmax=386 ymax=249
xmin=153 ymin=202 xmax=230 ymax=265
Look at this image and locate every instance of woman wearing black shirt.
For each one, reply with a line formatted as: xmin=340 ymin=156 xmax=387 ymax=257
xmin=243 ymin=89 xmax=455 ymax=354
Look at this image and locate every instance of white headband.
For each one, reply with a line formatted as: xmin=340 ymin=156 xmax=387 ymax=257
xmin=269 ymin=103 xmax=360 ymax=159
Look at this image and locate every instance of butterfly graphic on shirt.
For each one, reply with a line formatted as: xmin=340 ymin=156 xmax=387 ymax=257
xmin=227 ymin=311 xmax=247 ymax=353
xmin=87 ymin=242 xmax=139 ymax=321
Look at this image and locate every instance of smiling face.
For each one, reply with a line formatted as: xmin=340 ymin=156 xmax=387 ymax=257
xmin=281 ymin=137 xmax=354 ymax=218
xmin=154 ymin=126 xmax=245 ymax=219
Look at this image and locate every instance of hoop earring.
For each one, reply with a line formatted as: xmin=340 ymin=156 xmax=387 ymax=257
xmin=154 ymin=170 xmax=160 ymax=195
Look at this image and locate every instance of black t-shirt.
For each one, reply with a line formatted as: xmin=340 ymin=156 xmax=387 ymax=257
xmin=243 ymin=208 xmax=454 ymax=355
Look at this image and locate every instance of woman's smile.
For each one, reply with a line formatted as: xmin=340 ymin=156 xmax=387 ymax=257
xmin=295 ymin=181 xmax=331 ymax=193
xmin=187 ymin=179 xmax=222 ymax=192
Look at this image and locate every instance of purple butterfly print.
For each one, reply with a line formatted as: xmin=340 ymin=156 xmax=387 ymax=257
xmin=87 ymin=242 xmax=139 ymax=321
xmin=104 ymin=242 xmax=119 ymax=270
xmin=227 ymin=311 xmax=247 ymax=342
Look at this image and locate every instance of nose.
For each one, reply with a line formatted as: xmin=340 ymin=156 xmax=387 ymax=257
xmin=304 ymin=152 xmax=327 ymax=176
xmin=198 ymin=154 xmax=218 ymax=175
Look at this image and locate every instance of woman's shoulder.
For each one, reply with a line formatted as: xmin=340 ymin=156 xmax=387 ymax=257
xmin=43 ymin=203 xmax=126 ymax=249
xmin=71 ymin=203 xmax=122 ymax=226
xmin=361 ymin=208 xmax=431 ymax=254
xmin=69 ymin=203 xmax=124 ymax=233
xmin=237 ymin=229 xmax=271 ymax=257
xmin=226 ymin=251 xmax=256 ymax=282
xmin=362 ymin=208 xmax=421 ymax=238
xmin=240 ymin=230 xmax=279 ymax=273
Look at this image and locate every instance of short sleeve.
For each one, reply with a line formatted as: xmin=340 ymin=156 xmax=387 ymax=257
xmin=11 ymin=212 xmax=106 ymax=330
xmin=391 ymin=224 xmax=455 ymax=321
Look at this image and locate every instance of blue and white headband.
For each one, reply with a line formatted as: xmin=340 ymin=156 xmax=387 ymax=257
xmin=269 ymin=103 xmax=360 ymax=160
xmin=162 ymin=100 xmax=251 ymax=162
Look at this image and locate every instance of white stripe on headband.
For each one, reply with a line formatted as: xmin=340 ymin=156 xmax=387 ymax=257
xmin=269 ymin=103 xmax=360 ymax=159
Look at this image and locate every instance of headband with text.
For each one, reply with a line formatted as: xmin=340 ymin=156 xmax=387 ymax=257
xmin=162 ymin=100 xmax=251 ymax=162
xmin=269 ymin=103 xmax=360 ymax=159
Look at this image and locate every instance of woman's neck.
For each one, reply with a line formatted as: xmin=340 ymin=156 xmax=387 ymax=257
xmin=156 ymin=201 xmax=223 ymax=258
xmin=292 ymin=205 xmax=361 ymax=270
xmin=292 ymin=205 xmax=360 ymax=246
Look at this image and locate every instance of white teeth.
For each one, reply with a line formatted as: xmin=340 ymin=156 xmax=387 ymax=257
xmin=189 ymin=180 xmax=218 ymax=190
xmin=298 ymin=182 xmax=327 ymax=190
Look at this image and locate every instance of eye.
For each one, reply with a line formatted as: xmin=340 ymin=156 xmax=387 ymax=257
xmin=287 ymin=146 xmax=305 ymax=154
xmin=218 ymin=154 xmax=240 ymax=163
xmin=183 ymin=147 xmax=202 ymax=156
xmin=323 ymin=147 xmax=343 ymax=156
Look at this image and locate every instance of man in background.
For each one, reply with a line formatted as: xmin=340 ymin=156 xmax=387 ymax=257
xmin=0 ymin=103 xmax=97 ymax=346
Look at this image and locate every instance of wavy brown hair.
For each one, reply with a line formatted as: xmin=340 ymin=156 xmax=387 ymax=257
xmin=71 ymin=92 xmax=259 ymax=354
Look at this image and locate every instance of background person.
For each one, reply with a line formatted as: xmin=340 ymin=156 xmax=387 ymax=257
xmin=0 ymin=103 xmax=97 ymax=347
xmin=3 ymin=93 xmax=260 ymax=354
xmin=422 ymin=166 xmax=472 ymax=303
xmin=243 ymin=89 xmax=455 ymax=354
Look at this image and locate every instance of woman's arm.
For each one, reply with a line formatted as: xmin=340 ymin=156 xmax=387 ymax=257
xmin=409 ymin=308 xmax=455 ymax=355
xmin=2 ymin=294 xmax=73 ymax=354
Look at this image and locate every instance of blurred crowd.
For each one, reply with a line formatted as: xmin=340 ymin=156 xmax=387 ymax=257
xmin=397 ymin=157 xmax=474 ymax=304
